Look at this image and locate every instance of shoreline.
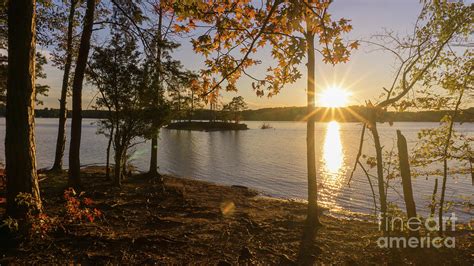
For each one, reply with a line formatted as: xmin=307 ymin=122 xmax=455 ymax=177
xmin=0 ymin=167 xmax=472 ymax=264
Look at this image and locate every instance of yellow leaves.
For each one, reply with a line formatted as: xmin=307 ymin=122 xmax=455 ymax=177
xmin=257 ymin=39 xmax=267 ymax=47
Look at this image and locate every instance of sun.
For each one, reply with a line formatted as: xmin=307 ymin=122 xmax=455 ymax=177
xmin=318 ymin=87 xmax=351 ymax=107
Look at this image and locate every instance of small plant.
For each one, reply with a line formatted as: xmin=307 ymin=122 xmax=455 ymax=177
xmin=64 ymin=188 xmax=102 ymax=223
xmin=0 ymin=216 xmax=19 ymax=232
xmin=1 ymin=189 xmax=102 ymax=241
xmin=9 ymin=192 xmax=55 ymax=240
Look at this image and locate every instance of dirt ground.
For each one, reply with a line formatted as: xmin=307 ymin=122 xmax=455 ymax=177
xmin=0 ymin=167 xmax=472 ymax=264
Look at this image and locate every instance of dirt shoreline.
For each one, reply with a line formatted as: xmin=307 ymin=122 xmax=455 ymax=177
xmin=0 ymin=167 xmax=472 ymax=264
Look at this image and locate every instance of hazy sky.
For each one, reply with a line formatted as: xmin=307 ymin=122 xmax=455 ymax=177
xmin=37 ymin=0 xmax=469 ymax=110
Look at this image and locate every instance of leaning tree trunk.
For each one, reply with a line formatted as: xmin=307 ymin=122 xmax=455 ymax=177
xmin=439 ymin=88 xmax=464 ymax=235
xmin=68 ymin=0 xmax=96 ymax=188
xmin=396 ymin=130 xmax=418 ymax=237
xmin=368 ymin=110 xmax=388 ymax=234
xmin=6 ymin=0 xmax=42 ymax=217
xmin=430 ymin=178 xmax=438 ymax=217
xmin=305 ymin=31 xmax=320 ymax=228
xmin=51 ymin=0 xmax=77 ymax=172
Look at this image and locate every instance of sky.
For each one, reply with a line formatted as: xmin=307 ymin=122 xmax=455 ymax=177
xmin=37 ymin=0 xmax=470 ymax=110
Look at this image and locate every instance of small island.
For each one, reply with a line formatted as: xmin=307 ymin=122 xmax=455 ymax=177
xmin=166 ymin=121 xmax=248 ymax=131
xmin=167 ymin=96 xmax=249 ymax=131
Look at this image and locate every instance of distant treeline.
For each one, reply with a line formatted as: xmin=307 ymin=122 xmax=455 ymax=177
xmin=0 ymin=105 xmax=472 ymax=122
xmin=191 ymin=106 xmax=474 ymax=122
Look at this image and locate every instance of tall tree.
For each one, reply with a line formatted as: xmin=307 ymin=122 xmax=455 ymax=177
xmin=90 ymin=32 xmax=165 ymax=187
xmin=68 ymin=0 xmax=96 ymax=188
xmin=51 ymin=0 xmax=78 ymax=172
xmin=412 ymin=50 xmax=473 ymax=234
xmin=5 ymin=0 xmax=42 ymax=216
xmin=143 ymin=1 xmax=188 ymax=178
xmin=173 ymin=0 xmax=356 ymax=231
xmin=147 ymin=4 xmax=164 ymax=178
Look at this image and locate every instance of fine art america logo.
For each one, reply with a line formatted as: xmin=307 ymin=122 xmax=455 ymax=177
xmin=376 ymin=213 xmax=457 ymax=248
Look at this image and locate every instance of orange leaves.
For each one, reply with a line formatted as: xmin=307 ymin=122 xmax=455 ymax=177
xmin=172 ymin=24 xmax=190 ymax=33
xmin=349 ymin=41 xmax=360 ymax=50
xmin=215 ymin=5 xmax=225 ymax=15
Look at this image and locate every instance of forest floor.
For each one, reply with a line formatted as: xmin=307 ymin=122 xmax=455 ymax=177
xmin=0 ymin=167 xmax=472 ymax=264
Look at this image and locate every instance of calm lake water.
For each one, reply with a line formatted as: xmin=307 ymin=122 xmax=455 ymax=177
xmin=0 ymin=119 xmax=472 ymax=222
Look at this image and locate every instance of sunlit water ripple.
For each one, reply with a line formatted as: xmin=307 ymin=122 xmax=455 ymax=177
xmin=0 ymin=119 xmax=472 ymax=222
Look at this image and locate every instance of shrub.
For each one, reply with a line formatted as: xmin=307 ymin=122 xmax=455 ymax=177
xmin=64 ymin=188 xmax=102 ymax=223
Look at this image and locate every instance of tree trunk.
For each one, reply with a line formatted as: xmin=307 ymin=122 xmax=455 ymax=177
xmin=51 ymin=0 xmax=77 ymax=172
xmin=396 ymin=130 xmax=417 ymax=237
xmin=439 ymin=88 xmax=464 ymax=235
xmin=6 ymin=0 xmax=42 ymax=217
xmin=68 ymin=0 xmax=96 ymax=188
xmin=122 ymin=148 xmax=127 ymax=180
xmin=430 ymin=178 xmax=438 ymax=217
xmin=148 ymin=6 xmax=162 ymax=178
xmin=105 ymin=126 xmax=114 ymax=180
xmin=305 ymin=31 xmax=320 ymax=228
xmin=189 ymin=90 xmax=194 ymax=122
xmin=114 ymin=142 xmax=122 ymax=187
xmin=149 ymin=134 xmax=159 ymax=176
xmin=368 ymin=111 xmax=387 ymax=233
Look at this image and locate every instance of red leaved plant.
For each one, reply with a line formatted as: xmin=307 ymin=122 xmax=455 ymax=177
xmin=64 ymin=188 xmax=102 ymax=223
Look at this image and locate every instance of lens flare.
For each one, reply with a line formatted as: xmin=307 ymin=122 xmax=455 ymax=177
xmin=319 ymin=87 xmax=351 ymax=107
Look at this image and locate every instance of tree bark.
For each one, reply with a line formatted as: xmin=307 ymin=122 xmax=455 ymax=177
xmin=6 ymin=0 xmax=42 ymax=217
xmin=51 ymin=0 xmax=77 ymax=172
xmin=305 ymin=31 xmax=320 ymax=228
xmin=368 ymin=111 xmax=387 ymax=233
xmin=396 ymin=130 xmax=418 ymax=237
xmin=68 ymin=0 xmax=96 ymax=188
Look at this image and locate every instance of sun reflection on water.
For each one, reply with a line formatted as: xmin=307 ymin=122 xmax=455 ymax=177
xmin=320 ymin=121 xmax=346 ymax=213
xmin=323 ymin=121 xmax=343 ymax=175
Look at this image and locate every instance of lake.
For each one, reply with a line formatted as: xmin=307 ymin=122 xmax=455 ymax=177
xmin=0 ymin=119 xmax=472 ymax=222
